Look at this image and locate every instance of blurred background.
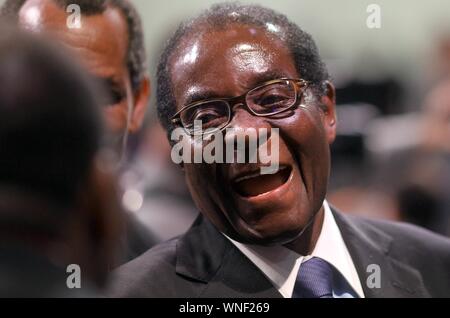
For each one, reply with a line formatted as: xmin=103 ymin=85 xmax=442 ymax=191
xmin=3 ymin=0 xmax=449 ymax=239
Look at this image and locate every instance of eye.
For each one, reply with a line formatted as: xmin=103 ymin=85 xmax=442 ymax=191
xmin=258 ymin=94 xmax=288 ymax=107
xmin=97 ymin=88 xmax=125 ymax=107
xmin=94 ymin=76 xmax=126 ymax=107
xmin=254 ymin=91 xmax=293 ymax=112
xmin=195 ymin=109 xmax=228 ymax=129
xmin=105 ymin=89 xmax=125 ymax=106
xmin=193 ymin=108 xmax=222 ymax=122
xmin=181 ymin=101 xmax=229 ymax=131
xmin=248 ymin=83 xmax=296 ymax=113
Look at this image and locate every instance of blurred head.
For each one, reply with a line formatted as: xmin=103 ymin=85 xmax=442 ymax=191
xmin=0 ymin=27 xmax=122 ymax=287
xmin=157 ymin=3 xmax=337 ymax=245
xmin=1 ymin=0 xmax=150 ymax=159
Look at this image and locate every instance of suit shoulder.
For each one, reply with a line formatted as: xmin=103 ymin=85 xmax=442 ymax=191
xmin=108 ymin=239 xmax=178 ymax=297
xmin=350 ymin=215 xmax=450 ymax=260
xmin=351 ymin=216 xmax=450 ymax=296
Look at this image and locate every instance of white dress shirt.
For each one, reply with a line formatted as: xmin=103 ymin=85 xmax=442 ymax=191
xmin=225 ymin=200 xmax=365 ymax=298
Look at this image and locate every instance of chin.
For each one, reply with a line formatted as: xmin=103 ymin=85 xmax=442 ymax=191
xmin=230 ymin=210 xmax=312 ymax=246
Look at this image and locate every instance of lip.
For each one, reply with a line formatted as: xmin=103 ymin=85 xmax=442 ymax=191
xmin=231 ymin=164 xmax=293 ymax=199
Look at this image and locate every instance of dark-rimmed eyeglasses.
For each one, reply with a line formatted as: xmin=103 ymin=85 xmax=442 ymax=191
xmin=171 ymin=78 xmax=309 ymax=136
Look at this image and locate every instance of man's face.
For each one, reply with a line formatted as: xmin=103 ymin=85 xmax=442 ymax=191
xmin=169 ymin=24 xmax=337 ymax=245
xmin=18 ymin=0 xmax=148 ymax=153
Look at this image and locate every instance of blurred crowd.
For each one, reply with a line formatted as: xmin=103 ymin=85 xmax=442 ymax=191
xmin=326 ymin=35 xmax=450 ymax=236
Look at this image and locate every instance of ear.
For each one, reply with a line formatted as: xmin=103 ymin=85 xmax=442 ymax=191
xmin=129 ymin=76 xmax=151 ymax=133
xmin=319 ymin=81 xmax=337 ymax=144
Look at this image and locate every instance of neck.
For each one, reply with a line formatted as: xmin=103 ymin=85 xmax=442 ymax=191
xmin=283 ymin=204 xmax=325 ymax=255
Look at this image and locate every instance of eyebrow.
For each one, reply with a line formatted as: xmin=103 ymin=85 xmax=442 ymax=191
xmin=183 ymin=70 xmax=292 ymax=106
xmin=184 ymin=91 xmax=222 ymax=106
xmin=246 ymin=70 xmax=291 ymax=89
xmin=92 ymin=76 xmax=124 ymax=92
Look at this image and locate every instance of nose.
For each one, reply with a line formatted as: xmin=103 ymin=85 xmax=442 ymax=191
xmin=224 ymin=107 xmax=272 ymax=163
xmin=227 ymin=105 xmax=273 ymax=133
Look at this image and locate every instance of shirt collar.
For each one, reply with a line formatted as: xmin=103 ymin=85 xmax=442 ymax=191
xmin=225 ymin=201 xmax=365 ymax=298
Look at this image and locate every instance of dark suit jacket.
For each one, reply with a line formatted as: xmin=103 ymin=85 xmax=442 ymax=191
xmin=109 ymin=208 xmax=450 ymax=298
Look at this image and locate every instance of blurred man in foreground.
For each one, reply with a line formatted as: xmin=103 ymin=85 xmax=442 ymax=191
xmin=0 ymin=28 xmax=122 ymax=297
xmin=111 ymin=3 xmax=450 ymax=298
xmin=1 ymin=0 xmax=155 ymax=262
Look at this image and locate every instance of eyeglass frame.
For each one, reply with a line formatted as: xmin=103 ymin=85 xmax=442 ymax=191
xmin=171 ymin=78 xmax=310 ymax=135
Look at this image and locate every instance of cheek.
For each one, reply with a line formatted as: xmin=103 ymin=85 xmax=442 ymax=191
xmin=103 ymin=102 xmax=129 ymax=133
xmin=184 ymin=162 xmax=226 ymax=221
xmin=279 ymin=109 xmax=330 ymax=190
xmin=280 ymin=109 xmax=328 ymax=154
xmin=184 ymin=161 xmax=219 ymax=195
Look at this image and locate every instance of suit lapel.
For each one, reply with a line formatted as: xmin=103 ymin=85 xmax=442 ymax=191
xmin=175 ymin=209 xmax=430 ymax=298
xmin=175 ymin=216 xmax=281 ymax=298
xmin=333 ymin=208 xmax=430 ymax=297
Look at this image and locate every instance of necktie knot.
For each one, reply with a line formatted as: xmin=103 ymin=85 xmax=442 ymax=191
xmin=293 ymin=257 xmax=334 ymax=298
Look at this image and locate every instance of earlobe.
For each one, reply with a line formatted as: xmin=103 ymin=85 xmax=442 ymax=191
xmin=129 ymin=76 xmax=151 ymax=133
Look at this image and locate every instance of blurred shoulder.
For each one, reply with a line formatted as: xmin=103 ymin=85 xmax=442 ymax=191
xmin=108 ymin=238 xmax=179 ymax=297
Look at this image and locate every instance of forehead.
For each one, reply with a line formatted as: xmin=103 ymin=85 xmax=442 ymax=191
xmin=169 ymin=23 xmax=298 ymax=107
xmin=18 ymin=0 xmax=128 ymax=78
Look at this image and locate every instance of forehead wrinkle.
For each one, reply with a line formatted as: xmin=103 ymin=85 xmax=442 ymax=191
xmin=19 ymin=1 xmax=128 ymax=65
xmin=229 ymin=43 xmax=270 ymax=75
xmin=169 ymin=24 xmax=298 ymax=108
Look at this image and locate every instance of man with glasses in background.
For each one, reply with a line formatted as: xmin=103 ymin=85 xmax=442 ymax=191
xmin=0 ymin=0 xmax=156 ymax=264
xmin=111 ymin=3 xmax=450 ymax=298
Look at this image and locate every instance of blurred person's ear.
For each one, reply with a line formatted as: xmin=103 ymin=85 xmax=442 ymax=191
xmin=70 ymin=152 xmax=124 ymax=288
xmin=319 ymin=81 xmax=337 ymax=144
xmin=129 ymin=76 xmax=151 ymax=133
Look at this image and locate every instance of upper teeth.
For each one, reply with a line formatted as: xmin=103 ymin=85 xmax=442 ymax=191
xmin=235 ymin=171 xmax=261 ymax=183
xmin=234 ymin=166 xmax=286 ymax=183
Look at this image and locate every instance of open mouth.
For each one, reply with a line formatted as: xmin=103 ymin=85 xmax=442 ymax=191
xmin=232 ymin=166 xmax=292 ymax=198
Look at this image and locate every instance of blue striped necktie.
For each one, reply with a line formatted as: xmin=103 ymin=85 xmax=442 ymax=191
xmin=293 ymin=257 xmax=334 ymax=298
